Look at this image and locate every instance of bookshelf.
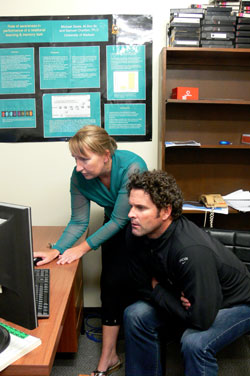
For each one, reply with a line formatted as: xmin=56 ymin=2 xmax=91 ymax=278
xmin=159 ymin=47 xmax=250 ymax=229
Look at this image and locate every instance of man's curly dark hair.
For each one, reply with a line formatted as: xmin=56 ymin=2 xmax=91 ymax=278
xmin=127 ymin=170 xmax=183 ymax=220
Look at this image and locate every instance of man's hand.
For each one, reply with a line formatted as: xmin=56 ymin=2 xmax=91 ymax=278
xmin=152 ymin=277 xmax=159 ymax=289
xmin=181 ymin=292 xmax=191 ymax=310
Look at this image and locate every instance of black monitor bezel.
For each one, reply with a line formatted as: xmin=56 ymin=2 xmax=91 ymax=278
xmin=0 ymin=202 xmax=38 ymax=330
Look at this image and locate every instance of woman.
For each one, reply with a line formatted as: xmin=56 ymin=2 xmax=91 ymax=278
xmin=34 ymin=125 xmax=147 ymax=376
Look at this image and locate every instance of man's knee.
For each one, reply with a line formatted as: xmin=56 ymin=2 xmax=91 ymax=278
xmin=124 ymin=301 xmax=148 ymax=324
xmin=181 ymin=331 xmax=205 ymax=359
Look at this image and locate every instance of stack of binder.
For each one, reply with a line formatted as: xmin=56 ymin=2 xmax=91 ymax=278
xmin=190 ymin=2 xmax=216 ymax=11
xmin=236 ymin=12 xmax=250 ymax=47
xmin=241 ymin=0 xmax=250 ymax=14
xmin=217 ymin=1 xmax=241 ymax=14
xmin=168 ymin=8 xmax=203 ymax=47
xmin=200 ymin=6 xmax=236 ymax=47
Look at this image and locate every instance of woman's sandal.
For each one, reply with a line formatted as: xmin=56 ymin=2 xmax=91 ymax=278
xmin=92 ymin=359 xmax=122 ymax=376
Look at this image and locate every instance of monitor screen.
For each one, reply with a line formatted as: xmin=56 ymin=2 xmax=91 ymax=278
xmin=0 ymin=202 xmax=38 ymax=330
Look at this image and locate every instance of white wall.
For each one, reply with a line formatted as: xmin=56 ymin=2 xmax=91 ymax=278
xmin=0 ymin=0 xmax=199 ymax=306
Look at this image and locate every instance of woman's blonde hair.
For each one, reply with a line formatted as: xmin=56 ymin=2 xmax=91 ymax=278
xmin=69 ymin=125 xmax=117 ymax=156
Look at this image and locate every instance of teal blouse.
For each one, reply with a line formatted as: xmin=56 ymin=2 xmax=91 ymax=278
xmin=53 ymin=150 xmax=147 ymax=253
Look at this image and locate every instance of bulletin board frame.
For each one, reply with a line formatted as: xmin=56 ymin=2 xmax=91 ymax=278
xmin=0 ymin=14 xmax=152 ymax=142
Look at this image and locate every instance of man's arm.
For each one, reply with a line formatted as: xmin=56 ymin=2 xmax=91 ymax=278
xmin=151 ymin=245 xmax=223 ymax=330
xmin=152 ymin=279 xmax=191 ymax=311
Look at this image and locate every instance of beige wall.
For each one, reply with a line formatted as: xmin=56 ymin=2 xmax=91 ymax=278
xmin=0 ymin=0 xmax=196 ymax=306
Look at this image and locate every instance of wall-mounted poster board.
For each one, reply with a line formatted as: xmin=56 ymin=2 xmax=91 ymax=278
xmin=0 ymin=14 xmax=152 ymax=142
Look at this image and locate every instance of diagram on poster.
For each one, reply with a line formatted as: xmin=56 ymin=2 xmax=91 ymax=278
xmin=43 ymin=92 xmax=100 ymax=138
xmin=52 ymin=95 xmax=90 ymax=118
xmin=113 ymin=71 xmax=138 ymax=93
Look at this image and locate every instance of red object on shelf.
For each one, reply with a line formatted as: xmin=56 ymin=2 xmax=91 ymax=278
xmin=241 ymin=134 xmax=250 ymax=144
xmin=172 ymin=87 xmax=199 ymax=100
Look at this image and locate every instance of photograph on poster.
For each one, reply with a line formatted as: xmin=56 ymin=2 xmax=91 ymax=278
xmin=0 ymin=99 xmax=36 ymax=129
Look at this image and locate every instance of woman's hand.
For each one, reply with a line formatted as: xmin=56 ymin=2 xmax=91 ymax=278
xmin=57 ymin=240 xmax=91 ymax=265
xmin=33 ymin=249 xmax=60 ymax=266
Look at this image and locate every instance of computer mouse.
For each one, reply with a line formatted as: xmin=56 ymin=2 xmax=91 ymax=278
xmin=0 ymin=325 xmax=11 ymax=353
xmin=33 ymin=257 xmax=43 ymax=266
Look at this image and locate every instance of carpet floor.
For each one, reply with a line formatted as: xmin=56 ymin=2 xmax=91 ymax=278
xmin=51 ymin=333 xmax=125 ymax=376
xmin=50 ymin=313 xmax=250 ymax=376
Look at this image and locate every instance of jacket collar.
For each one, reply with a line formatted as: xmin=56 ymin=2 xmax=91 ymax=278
xmin=144 ymin=219 xmax=178 ymax=251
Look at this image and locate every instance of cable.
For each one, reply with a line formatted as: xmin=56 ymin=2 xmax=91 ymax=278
xmin=85 ymin=313 xmax=102 ymax=343
xmin=209 ymin=208 xmax=214 ymax=228
xmin=203 ymin=209 xmax=214 ymax=228
xmin=203 ymin=211 xmax=207 ymax=227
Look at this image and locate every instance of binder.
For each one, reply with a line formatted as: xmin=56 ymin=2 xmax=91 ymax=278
xmin=171 ymin=40 xmax=200 ymax=47
xmin=236 ymin=30 xmax=250 ymax=36
xmin=170 ymin=30 xmax=200 ymax=40
xmin=202 ymin=15 xmax=236 ymax=25
xmin=235 ymin=36 xmax=250 ymax=42
xmin=201 ymin=25 xmax=235 ymax=32
xmin=235 ymin=43 xmax=250 ymax=47
xmin=170 ymin=8 xmax=204 ymax=14
xmin=237 ymin=24 xmax=250 ymax=30
xmin=0 ymin=322 xmax=41 ymax=372
xmin=206 ymin=6 xmax=233 ymax=12
xmin=201 ymin=39 xmax=233 ymax=45
xmin=201 ymin=31 xmax=235 ymax=39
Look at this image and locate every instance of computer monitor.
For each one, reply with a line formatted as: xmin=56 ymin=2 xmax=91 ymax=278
xmin=0 ymin=202 xmax=38 ymax=330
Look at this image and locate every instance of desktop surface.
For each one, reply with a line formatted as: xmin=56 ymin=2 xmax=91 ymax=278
xmin=0 ymin=226 xmax=84 ymax=376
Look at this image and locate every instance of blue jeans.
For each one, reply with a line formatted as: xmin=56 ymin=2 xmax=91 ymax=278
xmin=124 ymin=300 xmax=250 ymax=376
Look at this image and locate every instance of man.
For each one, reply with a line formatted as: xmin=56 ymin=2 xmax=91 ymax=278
xmin=124 ymin=170 xmax=250 ymax=376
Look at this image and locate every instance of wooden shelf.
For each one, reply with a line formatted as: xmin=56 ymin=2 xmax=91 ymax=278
xmin=166 ymin=47 xmax=250 ymax=67
xmin=165 ymin=144 xmax=250 ymax=149
xmin=167 ymin=99 xmax=250 ymax=105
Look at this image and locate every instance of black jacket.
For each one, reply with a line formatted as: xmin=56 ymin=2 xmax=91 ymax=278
xmin=126 ymin=216 xmax=250 ymax=331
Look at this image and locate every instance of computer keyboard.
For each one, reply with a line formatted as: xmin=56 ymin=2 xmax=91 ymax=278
xmin=34 ymin=269 xmax=50 ymax=318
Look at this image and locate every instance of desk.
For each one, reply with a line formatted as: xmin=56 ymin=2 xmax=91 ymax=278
xmin=0 ymin=226 xmax=84 ymax=376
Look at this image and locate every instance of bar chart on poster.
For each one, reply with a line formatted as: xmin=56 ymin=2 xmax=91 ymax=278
xmin=0 ymin=15 xmax=152 ymax=142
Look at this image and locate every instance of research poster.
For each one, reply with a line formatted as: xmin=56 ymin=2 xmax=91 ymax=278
xmin=0 ymin=15 xmax=152 ymax=142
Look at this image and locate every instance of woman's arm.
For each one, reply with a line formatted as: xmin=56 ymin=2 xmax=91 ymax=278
xmin=57 ymin=179 xmax=131 ymax=264
xmin=56 ymin=239 xmax=91 ymax=264
xmin=34 ymin=174 xmax=90 ymax=265
xmin=37 ymin=158 xmax=147 ymax=265
xmin=34 ymin=235 xmax=91 ymax=266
